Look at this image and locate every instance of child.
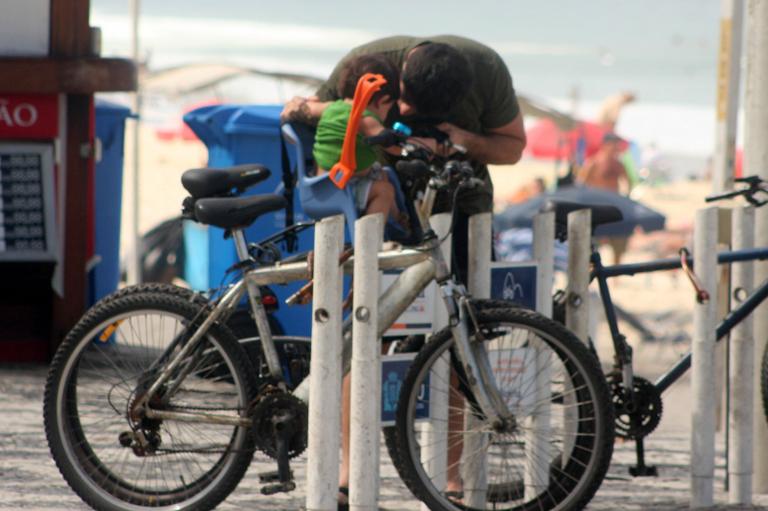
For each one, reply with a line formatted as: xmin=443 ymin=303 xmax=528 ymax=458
xmin=312 ymin=54 xmax=407 ymax=226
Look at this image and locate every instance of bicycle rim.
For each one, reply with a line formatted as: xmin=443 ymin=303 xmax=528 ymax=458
xmin=397 ymin=308 xmax=613 ymax=511
xmin=52 ymin=307 xmax=252 ymax=509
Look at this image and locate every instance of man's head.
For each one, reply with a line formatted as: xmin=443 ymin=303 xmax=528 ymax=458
xmin=601 ymin=132 xmax=624 ymax=157
xmin=398 ymin=42 xmax=472 ymax=120
xmin=337 ymin=53 xmax=400 ymax=111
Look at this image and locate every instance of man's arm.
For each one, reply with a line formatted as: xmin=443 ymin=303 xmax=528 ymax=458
xmin=437 ymin=112 xmax=526 ymax=165
xmin=280 ymin=96 xmax=330 ymax=125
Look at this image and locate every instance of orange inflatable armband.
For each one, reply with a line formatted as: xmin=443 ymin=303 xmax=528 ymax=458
xmin=328 ymin=73 xmax=387 ymax=189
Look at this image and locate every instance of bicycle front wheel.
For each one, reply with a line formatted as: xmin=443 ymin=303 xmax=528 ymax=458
xmin=44 ymin=290 xmax=256 ymax=511
xmin=394 ymin=306 xmax=614 ymax=511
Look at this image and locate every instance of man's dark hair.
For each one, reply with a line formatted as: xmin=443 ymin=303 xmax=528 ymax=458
xmin=337 ymin=54 xmax=400 ymax=103
xmin=401 ymin=42 xmax=472 ymax=119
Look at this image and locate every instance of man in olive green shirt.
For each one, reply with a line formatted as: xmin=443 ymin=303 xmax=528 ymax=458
xmin=281 ymin=36 xmax=526 ymax=503
xmin=283 ymin=35 xmax=526 ymax=220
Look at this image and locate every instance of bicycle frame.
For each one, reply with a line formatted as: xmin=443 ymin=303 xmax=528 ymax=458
xmin=590 ymin=245 xmax=768 ymax=394
xmin=138 ymin=171 xmax=515 ymax=429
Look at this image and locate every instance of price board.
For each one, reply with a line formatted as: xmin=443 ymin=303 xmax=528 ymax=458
xmin=0 ymin=143 xmax=56 ymax=261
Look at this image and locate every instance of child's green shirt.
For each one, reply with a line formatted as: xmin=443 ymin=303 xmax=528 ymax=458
xmin=312 ymin=100 xmax=382 ymax=172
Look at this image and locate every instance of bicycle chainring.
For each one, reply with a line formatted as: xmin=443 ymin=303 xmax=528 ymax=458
xmin=609 ymin=373 xmax=663 ymax=440
xmin=249 ymin=389 xmax=308 ymax=459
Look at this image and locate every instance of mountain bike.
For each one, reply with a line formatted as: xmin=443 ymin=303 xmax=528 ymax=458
xmin=550 ymin=175 xmax=768 ymax=476
xmin=43 ymin=126 xmax=614 ymax=511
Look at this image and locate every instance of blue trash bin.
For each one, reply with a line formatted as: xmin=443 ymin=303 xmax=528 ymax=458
xmin=90 ymin=100 xmax=133 ymax=305
xmin=183 ymin=104 xmax=316 ymax=337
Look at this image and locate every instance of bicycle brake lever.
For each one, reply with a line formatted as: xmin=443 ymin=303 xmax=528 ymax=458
xmin=679 ymin=248 xmax=710 ymax=304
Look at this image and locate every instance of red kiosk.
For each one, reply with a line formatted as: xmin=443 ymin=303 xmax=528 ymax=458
xmin=0 ymin=1 xmax=136 ymax=362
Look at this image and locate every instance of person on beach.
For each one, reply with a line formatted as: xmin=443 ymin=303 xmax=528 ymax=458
xmin=282 ymin=35 xmax=526 ymax=507
xmin=577 ymin=132 xmax=633 ymax=263
xmin=311 ymin=53 xmax=410 ymax=228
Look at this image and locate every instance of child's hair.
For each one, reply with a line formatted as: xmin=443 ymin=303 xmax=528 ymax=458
xmin=336 ymin=54 xmax=400 ymax=103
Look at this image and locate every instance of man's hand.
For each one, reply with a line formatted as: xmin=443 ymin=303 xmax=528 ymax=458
xmin=436 ymin=114 xmax=526 ymax=165
xmin=436 ymin=122 xmax=470 ymax=156
xmin=280 ymin=96 xmax=327 ymax=125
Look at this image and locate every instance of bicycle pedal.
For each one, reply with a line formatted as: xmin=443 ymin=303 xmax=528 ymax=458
xmin=258 ymin=470 xmax=292 ymax=483
xmin=260 ymin=481 xmax=296 ymax=495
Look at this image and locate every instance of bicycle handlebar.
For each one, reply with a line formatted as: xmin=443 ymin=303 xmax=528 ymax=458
xmin=705 ymin=175 xmax=768 ymax=207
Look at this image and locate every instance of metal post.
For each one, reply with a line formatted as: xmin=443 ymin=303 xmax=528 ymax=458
xmin=712 ymin=0 xmax=745 ymax=193
xmin=127 ymin=0 xmax=142 ymax=285
xmin=729 ymin=206 xmax=755 ymax=504
xmin=464 ymin=213 xmax=492 ymax=507
xmin=421 ymin=213 xmax=452 ymax=511
xmin=349 ymin=214 xmax=383 ymax=511
xmin=526 ymin=212 xmax=555 ymax=498
xmin=691 ymin=207 xmax=719 ymax=508
xmin=534 ymin=212 xmax=556 ymax=318
xmin=563 ymin=209 xmax=591 ymax=467
xmin=566 ymin=209 xmax=591 ymax=343
xmin=746 ymin=0 xmax=768 ymax=493
xmin=306 ymin=215 xmax=345 ymax=511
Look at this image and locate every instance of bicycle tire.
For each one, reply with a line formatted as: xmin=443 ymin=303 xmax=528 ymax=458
xmin=762 ymin=340 xmax=768 ymax=426
xmin=44 ymin=290 xmax=257 ymax=511
xmin=393 ymin=305 xmax=614 ymax=511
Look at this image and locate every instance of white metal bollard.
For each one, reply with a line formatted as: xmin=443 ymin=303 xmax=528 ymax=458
xmin=421 ymin=212 xmax=452 ymax=511
xmin=563 ymin=209 xmax=591 ymax=467
xmin=306 ymin=215 xmax=345 ymax=511
xmin=534 ymin=212 xmax=556 ymax=319
xmin=525 ymin=212 xmax=556 ymax=498
xmin=349 ymin=214 xmax=384 ymax=511
xmin=729 ymin=206 xmax=755 ymax=504
xmin=745 ymin=0 xmax=768 ymax=492
xmin=464 ymin=212 xmax=492 ymax=508
xmin=566 ymin=209 xmax=592 ymax=344
xmin=690 ymin=207 xmax=719 ymax=508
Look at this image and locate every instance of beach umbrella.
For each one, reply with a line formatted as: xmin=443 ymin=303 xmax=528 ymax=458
xmin=524 ymin=118 xmax=626 ymax=162
xmin=494 ymin=185 xmax=666 ymax=237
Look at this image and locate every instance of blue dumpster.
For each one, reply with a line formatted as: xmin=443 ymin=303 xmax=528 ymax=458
xmin=183 ymin=104 xmax=315 ymax=337
xmin=90 ymin=100 xmax=132 ymax=305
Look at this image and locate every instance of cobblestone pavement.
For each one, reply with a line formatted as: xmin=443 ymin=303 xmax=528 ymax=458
xmin=2 ymin=365 xmax=767 ymax=511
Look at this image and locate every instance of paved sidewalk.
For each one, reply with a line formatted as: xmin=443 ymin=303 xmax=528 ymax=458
xmin=2 ymin=365 xmax=767 ymax=510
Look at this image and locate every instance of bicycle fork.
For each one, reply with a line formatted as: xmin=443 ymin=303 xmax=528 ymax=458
xmin=441 ymin=283 xmax=515 ymax=430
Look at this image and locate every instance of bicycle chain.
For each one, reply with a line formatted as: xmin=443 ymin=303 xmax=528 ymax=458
xmin=136 ymin=404 xmax=252 ymax=455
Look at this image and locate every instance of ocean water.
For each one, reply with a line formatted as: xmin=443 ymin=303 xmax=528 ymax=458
xmin=91 ymin=0 xmax=734 ymax=168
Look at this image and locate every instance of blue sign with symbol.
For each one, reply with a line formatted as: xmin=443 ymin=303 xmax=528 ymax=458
xmin=381 ymin=353 xmax=430 ymax=426
xmin=490 ymin=263 xmax=537 ymax=311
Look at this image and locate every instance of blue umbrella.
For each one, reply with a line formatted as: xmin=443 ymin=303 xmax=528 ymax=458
xmin=494 ymin=185 xmax=666 ymax=237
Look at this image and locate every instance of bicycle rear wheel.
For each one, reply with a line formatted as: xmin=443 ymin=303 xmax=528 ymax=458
xmin=44 ymin=290 xmax=256 ymax=511
xmin=393 ymin=306 xmax=614 ymax=511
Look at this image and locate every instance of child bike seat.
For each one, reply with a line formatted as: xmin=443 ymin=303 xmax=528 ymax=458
xmin=182 ymin=164 xmax=271 ymax=198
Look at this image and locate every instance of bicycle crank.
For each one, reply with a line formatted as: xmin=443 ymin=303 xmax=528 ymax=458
xmin=608 ymin=372 xmax=663 ymax=440
xmin=249 ymin=388 xmax=308 ymax=495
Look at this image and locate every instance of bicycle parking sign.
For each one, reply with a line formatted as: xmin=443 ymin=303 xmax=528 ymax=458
xmin=490 ymin=262 xmax=537 ymax=310
xmin=381 ymin=352 xmax=430 ymax=426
